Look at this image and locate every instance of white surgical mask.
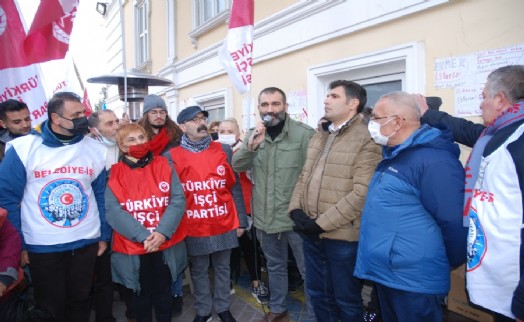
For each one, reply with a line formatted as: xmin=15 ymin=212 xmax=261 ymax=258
xmin=218 ymin=134 xmax=237 ymax=145
xmin=368 ymin=118 xmax=396 ymax=146
xmin=94 ymin=128 xmax=117 ymax=147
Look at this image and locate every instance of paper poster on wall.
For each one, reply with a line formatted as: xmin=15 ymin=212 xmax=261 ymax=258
xmin=434 ymin=54 xmax=476 ymax=89
xmin=287 ymin=89 xmax=308 ymax=123
xmin=454 ymin=85 xmax=483 ymax=116
xmin=434 ymin=43 xmax=524 ymax=116
xmin=476 ymin=44 xmax=524 ymax=82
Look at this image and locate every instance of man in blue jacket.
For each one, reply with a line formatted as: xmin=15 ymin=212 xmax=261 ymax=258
xmin=0 ymin=92 xmax=110 ymax=322
xmin=354 ymin=91 xmax=467 ymax=322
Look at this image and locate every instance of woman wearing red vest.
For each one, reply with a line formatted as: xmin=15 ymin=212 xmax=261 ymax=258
xmin=217 ymin=118 xmax=269 ymax=304
xmin=105 ymin=124 xmax=187 ymax=322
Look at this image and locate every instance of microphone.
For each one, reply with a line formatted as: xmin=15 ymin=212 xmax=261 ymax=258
xmin=262 ymin=114 xmax=272 ymax=127
xmin=253 ymin=115 xmax=272 ymax=140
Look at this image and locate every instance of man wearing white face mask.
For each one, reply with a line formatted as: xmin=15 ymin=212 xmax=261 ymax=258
xmin=89 ymin=110 xmax=121 ymax=170
xmin=88 ymin=109 xmax=121 ymax=322
xmin=354 ymin=91 xmax=467 ymax=322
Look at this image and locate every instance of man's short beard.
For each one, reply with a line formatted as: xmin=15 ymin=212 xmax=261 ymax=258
xmin=151 ymin=124 xmax=164 ymax=129
xmin=263 ymin=110 xmax=286 ymax=127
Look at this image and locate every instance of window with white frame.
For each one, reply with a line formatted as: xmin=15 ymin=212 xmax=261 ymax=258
xmin=202 ymin=98 xmax=225 ymax=123
xmin=135 ymin=0 xmax=149 ymax=66
xmin=194 ymin=0 xmax=229 ymax=27
xmin=307 ymin=43 xmax=424 ymax=127
xmin=191 ymin=89 xmax=232 ymax=124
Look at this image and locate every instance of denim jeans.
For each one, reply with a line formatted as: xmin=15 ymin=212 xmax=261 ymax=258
xmin=171 ymin=271 xmax=184 ymax=297
xmin=302 ymin=236 xmax=363 ymax=322
xmin=256 ymin=229 xmax=316 ymax=321
xmin=375 ymin=283 xmax=446 ymax=322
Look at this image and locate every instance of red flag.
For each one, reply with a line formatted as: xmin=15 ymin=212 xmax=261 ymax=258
xmin=0 ymin=0 xmax=30 ymax=70
xmin=23 ymin=0 xmax=79 ymax=65
xmin=82 ymin=88 xmax=92 ymax=117
xmin=218 ymin=0 xmax=254 ymax=94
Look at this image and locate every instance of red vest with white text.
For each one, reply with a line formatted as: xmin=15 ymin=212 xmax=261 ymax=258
xmin=108 ymin=156 xmax=185 ymax=255
xmin=170 ymin=142 xmax=239 ymax=237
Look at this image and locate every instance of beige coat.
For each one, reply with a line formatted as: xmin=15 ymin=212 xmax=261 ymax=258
xmin=288 ymin=114 xmax=382 ymax=242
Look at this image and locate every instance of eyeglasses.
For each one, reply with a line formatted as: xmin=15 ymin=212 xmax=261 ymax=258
xmin=188 ymin=116 xmax=208 ymax=123
xmin=370 ymin=114 xmax=405 ymax=121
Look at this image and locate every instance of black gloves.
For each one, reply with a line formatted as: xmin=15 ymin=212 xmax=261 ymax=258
xmin=302 ymin=218 xmax=324 ymax=234
xmin=290 ymin=209 xmax=308 ymax=230
xmin=290 ymin=209 xmax=324 ymax=235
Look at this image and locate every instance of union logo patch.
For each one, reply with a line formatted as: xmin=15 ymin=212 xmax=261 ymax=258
xmin=39 ymin=179 xmax=88 ymax=227
xmin=467 ymin=207 xmax=487 ymax=271
xmin=159 ymin=181 xmax=170 ymax=193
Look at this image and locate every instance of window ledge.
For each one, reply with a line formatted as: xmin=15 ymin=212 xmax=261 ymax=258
xmin=136 ymin=60 xmax=152 ymax=73
xmin=189 ymin=10 xmax=229 ymax=48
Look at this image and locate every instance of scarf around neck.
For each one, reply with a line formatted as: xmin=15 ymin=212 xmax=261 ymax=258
xmin=463 ymin=101 xmax=524 ymax=226
xmin=180 ymin=133 xmax=211 ymax=153
xmin=129 ymin=127 xmax=170 ymax=157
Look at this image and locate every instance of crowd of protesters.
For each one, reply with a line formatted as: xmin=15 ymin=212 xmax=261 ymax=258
xmin=0 ymin=65 xmax=523 ymax=322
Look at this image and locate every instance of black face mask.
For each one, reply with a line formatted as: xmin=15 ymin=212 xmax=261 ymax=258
xmin=59 ymin=115 xmax=89 ymax=135
xmin=210 ymin=132 xmax=219 ymax=141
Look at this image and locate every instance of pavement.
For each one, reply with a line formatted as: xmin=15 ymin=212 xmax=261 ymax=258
xmin=102 ymin=271 xmax=311 ymax=322
xmin=94 ymin=270 xmax=476 ymax=322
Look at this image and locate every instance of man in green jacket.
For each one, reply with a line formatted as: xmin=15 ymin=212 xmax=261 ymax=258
xmin=232 ymin=87 xmax=315 ymax=322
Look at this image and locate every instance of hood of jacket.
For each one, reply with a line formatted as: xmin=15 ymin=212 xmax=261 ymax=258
xmin=32 ymin=120 xmax=85 ymax=147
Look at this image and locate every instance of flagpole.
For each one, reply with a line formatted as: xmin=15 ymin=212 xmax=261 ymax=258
xmin=118 ymin=0 xmax=128 ymax=114
xmin=72 ymin=58 xmax=85 ymax=91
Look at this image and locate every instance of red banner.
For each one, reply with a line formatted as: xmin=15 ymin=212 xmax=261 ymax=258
xmin=0 ymin=0 xmax=29 ymax=70
xmin=23 ymin=0 xmax=79 ymax=65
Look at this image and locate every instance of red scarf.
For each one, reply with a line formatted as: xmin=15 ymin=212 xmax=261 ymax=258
xmin=129 ymin=127 xmax=170 ymax=158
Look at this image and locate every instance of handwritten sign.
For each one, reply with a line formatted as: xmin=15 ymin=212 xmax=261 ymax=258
xmin=287 ymin=90 xmax=308 ymax=123
xmin=434 ymin=43 xmax=524 ymax=116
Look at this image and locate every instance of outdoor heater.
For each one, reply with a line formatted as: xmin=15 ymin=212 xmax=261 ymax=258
xmin=87 ymin=68 xmax=173 ymax=121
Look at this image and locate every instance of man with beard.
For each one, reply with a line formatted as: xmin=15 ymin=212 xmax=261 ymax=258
xmin=232 ymin=87 xmax=316 ymax=322
xmin=0 ymin=99 xmax=32 ymax=162
xmin=137 ymin=94 xmax=183 ymax=155
xmin=89 ymin=109 xmax=121 ymax=170
xmin=88 ymin=109 xmax=121 ymax=322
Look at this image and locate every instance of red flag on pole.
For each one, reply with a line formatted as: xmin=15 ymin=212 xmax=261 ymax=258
xmin=218 ymin=0 xmax=254 ymax=94
xmin=82 ymin=88 xmax=93 ymax=117
xmin=0 ymin=0 xmax=30 ymax=69
xmin=23 ymin=0 xmax=79 ymax=65
xmin=0 ymin=0 xmax=49 ymax=124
